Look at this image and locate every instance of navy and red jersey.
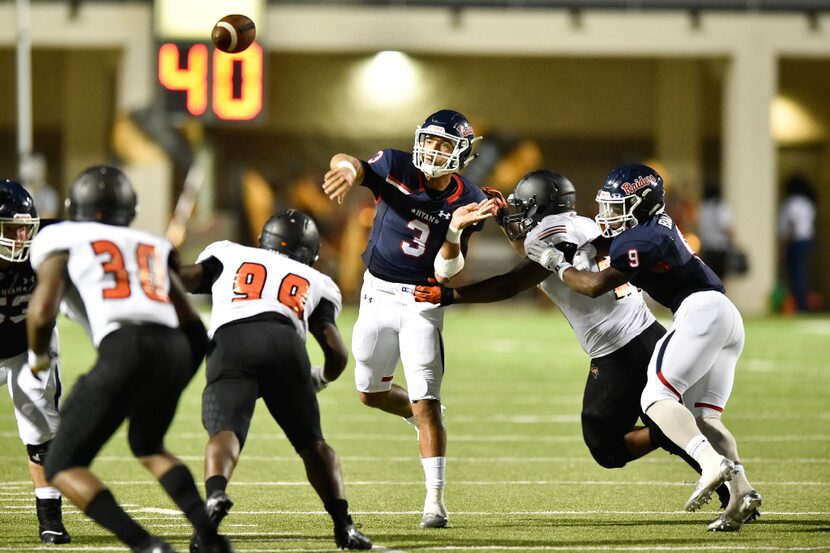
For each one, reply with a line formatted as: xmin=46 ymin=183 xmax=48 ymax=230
xmin=359 ymin=149 xmax=487 ymax=285
xmin=0 ymin=259 xmax=36 ymax=358
xmin=609 ymin=213 xmax=724 ymax=313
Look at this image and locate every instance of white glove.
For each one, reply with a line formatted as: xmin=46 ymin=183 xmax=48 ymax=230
xmin=310 ymin=365 xmax=328 ymax=393
xmin=525 ymin=239 xmax=572 ymax=279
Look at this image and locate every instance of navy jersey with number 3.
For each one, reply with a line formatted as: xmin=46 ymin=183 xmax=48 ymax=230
xmin=609 ymin=213 xmax=724 ymax=312
xmin=360 ymin=149 xmax=486 ymax=285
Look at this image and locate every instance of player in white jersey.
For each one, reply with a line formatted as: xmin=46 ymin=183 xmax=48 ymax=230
xmin=416 ymin=170 xmax=733 ymax=499
xmin=26 ymin=166 xmax=233 ymax=553
xmin=178 ymin=210 xmax=371 ymax=551
xmin=0 ymin=180 xmax=70 ymax=544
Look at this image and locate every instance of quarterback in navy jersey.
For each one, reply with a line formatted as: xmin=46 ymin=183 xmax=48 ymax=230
xmin=323 ymin=109 xmax=498 ymax=529
xmin=0 ymin=180 xmax=70 ymax=545
xmin=526 ymin=163 xmax=761 ymax=532
xmin=356 ymin=147 xmax=488 ymax=284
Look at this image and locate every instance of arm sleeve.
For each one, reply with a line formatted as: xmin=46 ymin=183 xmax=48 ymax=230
xmin=193 ymin=256 xmax=224 ymax=294
xmin=308 ymin=298 xmax=337 ymax=329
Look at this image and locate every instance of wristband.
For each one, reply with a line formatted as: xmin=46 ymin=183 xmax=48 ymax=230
xmin=445 ymin=225 xmax=462 ymax=245
xmin=441 ymin=285 xmax=455 ymax=306
xmin=27 ymin=350 xmax=50 ymax=371
xmin=556 ymin=262 xmax=573 ymax=281
xmin=336 ymin=160 xmax=357 ymax=178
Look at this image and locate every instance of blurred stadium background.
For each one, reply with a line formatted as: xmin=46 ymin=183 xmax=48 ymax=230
xmin=1 ymin=2 xmax=830 ymax=551
xmin=0 ymin=0 xmax=829 ymax=314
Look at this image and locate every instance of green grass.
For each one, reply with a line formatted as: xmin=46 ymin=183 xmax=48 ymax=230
xmin=1 ymin=305 xmax=829 ymax=552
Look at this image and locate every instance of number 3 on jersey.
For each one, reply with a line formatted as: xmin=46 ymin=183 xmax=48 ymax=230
xmin=233 ymin=262 xmax=310 ymax=319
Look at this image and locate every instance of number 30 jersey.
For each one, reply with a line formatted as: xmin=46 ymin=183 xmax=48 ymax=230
xmin=195 ymin=241 xmax=342 ymax=341
xmin=30 ymin=222 xmax=179 ymax=347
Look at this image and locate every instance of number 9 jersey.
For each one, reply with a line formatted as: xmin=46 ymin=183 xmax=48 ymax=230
xmin=195 ymin=241 xmax=342 ymax=342
xmin=30 ymin=222 xmax=178 ymax=347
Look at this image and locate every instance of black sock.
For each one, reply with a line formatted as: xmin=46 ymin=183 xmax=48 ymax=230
xmin=159 ymin=464 xmax=216 ymax=542
xmin=324 ymin=498 xmax=352 ymax=529
xmin=85 ymin=489 xmax=150 ymax=549
xmin=205 ymin=475 xmax=228 ymax=497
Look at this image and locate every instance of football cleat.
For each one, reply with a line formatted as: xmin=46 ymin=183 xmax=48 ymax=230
xmin=134 ymin=537 xmax=177 ymax=553
xmin=745 ymin=506 xmax=762 ymax=523
xmin=334 ymin=524 xmax=373 ymax=550
xmin=36 ymin=497 xmax=71 ymax=544
xmin=198 ymin=534 xmax=235 ymax=553
xmin=708 ymin=490 xmax=762 ymax=532
xmin=419 ymin=512 xmax=449 ymax=529
xmin=685 ymin=457 xmax=736 ymax=512
xmin=190 ymin=492 xmax=234 ymax=553
xmin=205 ymin=491 xmax=234 ymax=527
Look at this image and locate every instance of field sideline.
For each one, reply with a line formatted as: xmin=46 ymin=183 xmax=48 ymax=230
xmin=1 ymin=305 xmax=829 ymax=552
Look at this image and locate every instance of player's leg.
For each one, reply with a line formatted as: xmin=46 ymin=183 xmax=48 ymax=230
xmin=353 ymin=287 xmax=411 ymax=417
xmin=5 ymin=337 xmax=71 ymax=544
xmin=262 ymin=326 xmax=371 ymax=550
xmin=200 ymin=324 xmax=262 ymax=522
xmin=128 ymin=327 xmax=232 ymax=553
xmin=43 ymin=359 xmax=160 ymax=552
xmin=641 ymin=292 xmax=739 ymax=512
xmin=399 ymin=304 xmax=447 ymax=528
xmin=683 ymin=307 xmax=760 ymax=531
xmin=582 ymin=335 xmax=656 ymax=468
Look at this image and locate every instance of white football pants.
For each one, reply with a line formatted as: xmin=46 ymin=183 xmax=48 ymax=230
xmin=641 ymin=291 xmax=744 ymax=418
xmin=353 ymin=271 xmax=445 ymax=401
xmin=0 ymin=330 xmax=61 ymax=446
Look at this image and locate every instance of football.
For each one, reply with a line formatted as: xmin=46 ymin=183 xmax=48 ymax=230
xmin=211 ymin=14 xmax=256 ymax=54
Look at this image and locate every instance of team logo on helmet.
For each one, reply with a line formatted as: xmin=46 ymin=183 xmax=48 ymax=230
xmin=620 ymin=175 xmax=658 ymax=196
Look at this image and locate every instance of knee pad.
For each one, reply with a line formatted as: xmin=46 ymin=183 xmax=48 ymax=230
xmin=26 ymin=441 xmax=52 ymax=465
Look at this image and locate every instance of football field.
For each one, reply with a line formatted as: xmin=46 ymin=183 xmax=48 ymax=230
xmin=1 ymin=305 xmax=829 ymax=552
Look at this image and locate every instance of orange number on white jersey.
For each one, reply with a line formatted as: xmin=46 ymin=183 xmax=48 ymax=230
xmin=278 ymin=273 xmax=311 ymax=319
xmin=232 ymin=262 xmax=267 ymax=302
xmin=91 ymin=240 xmax=169 ymax=302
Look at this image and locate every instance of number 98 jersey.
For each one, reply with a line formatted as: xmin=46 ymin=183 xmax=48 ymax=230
xmin=30 ymin=222 xmax=179 ymax=347
xmin=196 ymin=241 xmax=342 ymax=342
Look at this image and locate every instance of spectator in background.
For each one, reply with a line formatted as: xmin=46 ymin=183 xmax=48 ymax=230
xmin=778 ymin=175 xmax=817 ymax=312
xmin=20 ymin=154 xmax=60 ymax=219
xmin=697 ymin=183 xmax=734 ymax=280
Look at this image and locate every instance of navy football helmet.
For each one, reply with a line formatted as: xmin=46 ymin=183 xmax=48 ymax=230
xmin=501 ymin=170 xmax=576 ymax=240
xmin=258 ymin=209 xmax=320 ymax=266
xmin=0 ymin=179 xmax=39 ymax=262
xmin=595 ymin=163 xmax=665 ymax=238
xmin=412 ymin=109 xmax=482 ymax=178
xmin=66 ymin=166 xmax=137 ymax=226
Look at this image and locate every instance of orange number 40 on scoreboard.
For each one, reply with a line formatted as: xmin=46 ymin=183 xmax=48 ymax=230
xmin=157 ymin=41 xmax=266 ymax=122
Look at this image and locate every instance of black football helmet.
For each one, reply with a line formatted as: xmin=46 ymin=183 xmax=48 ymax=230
xmin=66 ymin=165 xmax=137 ymax=226
xmin=412 ymin=109 xmax=482 ymax=178
xmin=258 ymin=209 xmax=320 ymax=266
xmin=595 ymin=163 xmax=665 ymax=238
xmin=501 ymin=170 xmax=577 ymax=240
xmin=0 ymin=179 xmax=39 ymax=262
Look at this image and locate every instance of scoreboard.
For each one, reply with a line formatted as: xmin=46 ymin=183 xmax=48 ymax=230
xmin=154 ymin=0 xmax=266 ymax=123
